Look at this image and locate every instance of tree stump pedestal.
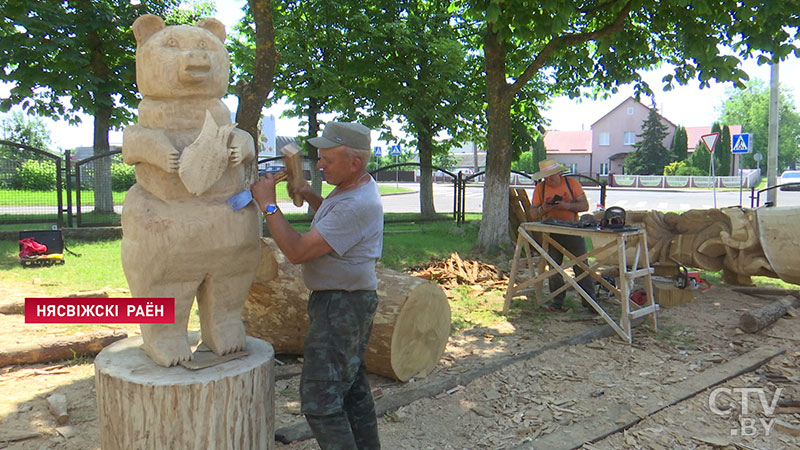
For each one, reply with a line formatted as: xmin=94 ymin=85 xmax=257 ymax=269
xmin=94 ymin=335 xmax=275 ymax=450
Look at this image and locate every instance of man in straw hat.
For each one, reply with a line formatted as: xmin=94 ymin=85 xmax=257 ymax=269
xmin=528 ymin=158 xmax=596 ymax=313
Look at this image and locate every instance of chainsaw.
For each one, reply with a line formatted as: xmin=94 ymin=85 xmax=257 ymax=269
xmin=653 ymin=265 xmax=711 ymax=290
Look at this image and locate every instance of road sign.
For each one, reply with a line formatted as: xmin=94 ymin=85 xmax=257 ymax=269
xmin=701 ymin=133 xmax=719 ymax=154
xmin=731 ymin=133 xmax=750 ymax=154
xmin=374 ymin=146 xmax=382 ymax=157
xmin=390 ymin=144 xmax=402 ymax=156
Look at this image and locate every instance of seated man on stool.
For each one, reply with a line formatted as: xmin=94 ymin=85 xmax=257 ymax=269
xmin=528 ymin=159 xmax=596 ymax=313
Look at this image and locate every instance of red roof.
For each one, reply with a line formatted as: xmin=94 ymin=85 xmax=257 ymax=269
xmin=686 ymin=125 xmax=743 ymax=151
xmin=544 ymin=130 xmax=592 ymax=153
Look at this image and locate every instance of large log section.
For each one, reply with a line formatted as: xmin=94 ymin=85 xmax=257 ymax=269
xmin=94 ymin=336 xmax=275 ymax=450
xmin=244 ymin=238 xmax=451 ymax=382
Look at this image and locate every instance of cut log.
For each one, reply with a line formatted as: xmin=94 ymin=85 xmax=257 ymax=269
xmin=46 ymin=393 xmax=69 ymax=425
xmin=244 ymin=238 xmax=451 ymax=382
xmin=0 ymin=330 xmax=127 ymax=368
xmin=94 ymin=335 xmax=274 ymax=450
xmin=738 ymin=295 xmax=800 ymax=333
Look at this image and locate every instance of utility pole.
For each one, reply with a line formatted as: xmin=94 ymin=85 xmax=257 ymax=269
xmin=766 ymin=60 xmax=780 ymax=206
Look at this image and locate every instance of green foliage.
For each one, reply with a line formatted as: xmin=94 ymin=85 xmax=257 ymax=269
xmin=625 ymin=106 xmax=671 ymax=175
xmin=671 ymin=126 xmax=688 ymax=161
xmin=13 ymin=159 xmax=58 ymax=190
xmin=720 ymin=79 xmax=800 ymax=171
xmin=689 ymin=140 xmax=712 ymax=173
xmin=110 ymin=162 xmax=136 ymax=191
xmin=0 ymin=111 xmax=54 ymax=160
xmin=665 ymin=160 xmax=705 ymax=176
xmin=511 ymin=152 xmax=536 ymax=173
xmin=433 ymin=151 xmax=458 ymax=170
xmin=0 ymin=0 xmax=182 ymax=125
xmin=715 ymin=124 xmax=732 ymax=176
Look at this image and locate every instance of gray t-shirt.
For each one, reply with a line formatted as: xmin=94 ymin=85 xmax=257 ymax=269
xmin=302 ymin=178 xmax=383 ymax=291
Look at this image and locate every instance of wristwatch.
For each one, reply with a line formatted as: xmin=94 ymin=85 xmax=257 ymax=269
xmin=263 ymin=204 xmax=279 ymax=216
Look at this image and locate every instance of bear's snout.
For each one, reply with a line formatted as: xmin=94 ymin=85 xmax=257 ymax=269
xmin=178 ymin=51 xmax=212 ymax=84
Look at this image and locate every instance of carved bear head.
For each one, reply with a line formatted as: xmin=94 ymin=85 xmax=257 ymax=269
xmin=132 ymin=14 xmax=229 ymax=99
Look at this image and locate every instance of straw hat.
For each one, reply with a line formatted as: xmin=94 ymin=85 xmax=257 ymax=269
xmin=530 ymin=158 xmax=567 ymax=179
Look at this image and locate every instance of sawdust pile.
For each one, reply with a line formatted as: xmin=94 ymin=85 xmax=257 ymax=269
xmin=406 ymin=252 xmax=508 ymax=289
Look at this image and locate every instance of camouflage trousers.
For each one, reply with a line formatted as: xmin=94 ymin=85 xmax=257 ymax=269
xmin=301 ymin=290 xmax=380 ymax=450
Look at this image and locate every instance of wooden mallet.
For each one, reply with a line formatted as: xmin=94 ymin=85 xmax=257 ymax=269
xmin=280 ymin=142 xmax=305 ymax=207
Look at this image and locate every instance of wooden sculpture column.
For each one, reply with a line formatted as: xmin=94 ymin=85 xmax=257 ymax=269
xmin=94 ymin=336 xmax=275 ymax=450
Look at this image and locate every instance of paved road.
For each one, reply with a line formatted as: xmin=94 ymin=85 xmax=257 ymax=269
xmin=376 ymin=182 xmax=800 ymax=214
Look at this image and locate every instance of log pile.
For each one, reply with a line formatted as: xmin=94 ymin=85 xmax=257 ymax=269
xmin=245 ymin=238 xmax=451 ymax=382
xmin=407 ymin=252 xmax=508 ymax=291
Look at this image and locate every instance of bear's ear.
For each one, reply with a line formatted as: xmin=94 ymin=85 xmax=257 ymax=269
xmin=133 ymin=14 xmax=166 ymax=45
xmin=196 ymin=18 xmax=226 ymax=43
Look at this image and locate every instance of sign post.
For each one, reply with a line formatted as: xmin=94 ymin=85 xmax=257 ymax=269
xmin=701 ymin=133 xmax=720 ymax=208
xmin=731 ymin=133 xmax=751 ymax=206
xmin=390 ymin=145 xmax=402 ymax=188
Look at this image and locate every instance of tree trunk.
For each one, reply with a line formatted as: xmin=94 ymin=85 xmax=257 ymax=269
xmin=92 ymin=103 xmax=114 ymax=212
xmin=417 ymin=122 xmax=436 ymax=217
xmin=476 ymin=28 xmax=513 ymax=254
xmin=86 ymin=18 xmax=114 ymax=213
xmin=244 ymin=239 xmax=451 ymax=382
xmin=95 ymin=335 xmax=275 ymax=450
xmin=738 ymin=295 xmax=799 ymax=333
xmin=236 ymin=0 xmax=278 ymax=184
xmin=306 ymin=98 xmax=322 ymax=214
xmin=236 ymin=0 xmax=277 ymax=142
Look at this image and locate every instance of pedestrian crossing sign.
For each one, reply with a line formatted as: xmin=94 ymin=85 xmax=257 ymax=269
xmin=731 ymin=133 xmax=750 ymax=154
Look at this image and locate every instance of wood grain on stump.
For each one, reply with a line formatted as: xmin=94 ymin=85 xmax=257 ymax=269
xmin=94 ymin=336 xmax=274 ymax=450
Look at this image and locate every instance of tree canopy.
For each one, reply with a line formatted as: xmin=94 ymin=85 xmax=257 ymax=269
xmin=0 ymin=111 xmax=53 ymax=160
xmin=720 ymin=79 xmax=800 ymax=172
xmin=457 ymin=0 xmax=800 ymax=253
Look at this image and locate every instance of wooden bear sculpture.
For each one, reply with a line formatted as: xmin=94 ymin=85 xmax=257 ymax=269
xmin=121 ymin=15 xmax=260 ymax=367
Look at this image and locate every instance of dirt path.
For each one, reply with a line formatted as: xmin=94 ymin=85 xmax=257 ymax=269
xmin=1 ymin=287 xmax=799 ymax=449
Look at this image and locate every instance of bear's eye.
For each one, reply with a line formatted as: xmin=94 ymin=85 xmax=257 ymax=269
xmin=166 ymin=38 xmax=178 ymax=47
xmin=198 ymin=40 xmax=207 ymax=49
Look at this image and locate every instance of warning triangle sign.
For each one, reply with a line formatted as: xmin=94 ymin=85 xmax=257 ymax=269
xmin=733 ymin=136 xmax=747 ymax=151
xmin=701 ymin=133 xmax=719 ymax=154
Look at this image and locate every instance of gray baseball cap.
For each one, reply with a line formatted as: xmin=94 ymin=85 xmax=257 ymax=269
xmin=308 ymin=121 xmax=371 ymax=151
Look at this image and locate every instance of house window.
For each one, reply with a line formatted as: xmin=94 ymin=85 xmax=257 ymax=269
xmin=624 ymin=132 xmax=636 ymax=145
xmin=565 ymin=163 xmax=578 ymax=174
xmin=598 ymin=132 xmax=610 ymax=146
xmin=627 ymin=107 xmax=634 ymax=115
xmin=600 ymin=163 xmax=609 ymax=176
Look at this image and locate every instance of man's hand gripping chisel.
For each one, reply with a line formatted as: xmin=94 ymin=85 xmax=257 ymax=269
xmin=226 ymin=171 xmax=287 ymax=211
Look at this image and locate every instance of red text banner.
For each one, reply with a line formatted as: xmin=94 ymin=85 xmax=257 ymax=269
xmin=24 ymin=298 xmax=175 ymax=324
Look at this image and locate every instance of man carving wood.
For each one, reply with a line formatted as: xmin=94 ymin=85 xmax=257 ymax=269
xmin=251 ymin=121 xmax=383 ymax=449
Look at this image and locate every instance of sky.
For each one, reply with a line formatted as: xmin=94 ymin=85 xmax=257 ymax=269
xmin=2 ymin=0 xmax=799 ymax=150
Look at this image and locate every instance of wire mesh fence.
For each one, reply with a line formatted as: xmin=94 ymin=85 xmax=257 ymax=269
xmin=1 ymin=145 xmax=463 ymax=229
xmin=0 ymin=141 xmax=63 ymax=226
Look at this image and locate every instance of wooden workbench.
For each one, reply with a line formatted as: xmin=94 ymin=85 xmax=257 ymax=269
xmin=504 ymin=222 xmax=659 ymax=343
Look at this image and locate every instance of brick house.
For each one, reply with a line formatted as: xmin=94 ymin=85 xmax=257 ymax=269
xmin=544 ymin=97 xmax=742 ymax=179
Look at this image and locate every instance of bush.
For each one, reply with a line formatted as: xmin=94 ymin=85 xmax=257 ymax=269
xmin=14 ymin=159 xmax=58 ymax=190
xmin=664 ymin=160 xmax=705 ymax=176
xmin=110 ymin=162 xmax=136 ymax=191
